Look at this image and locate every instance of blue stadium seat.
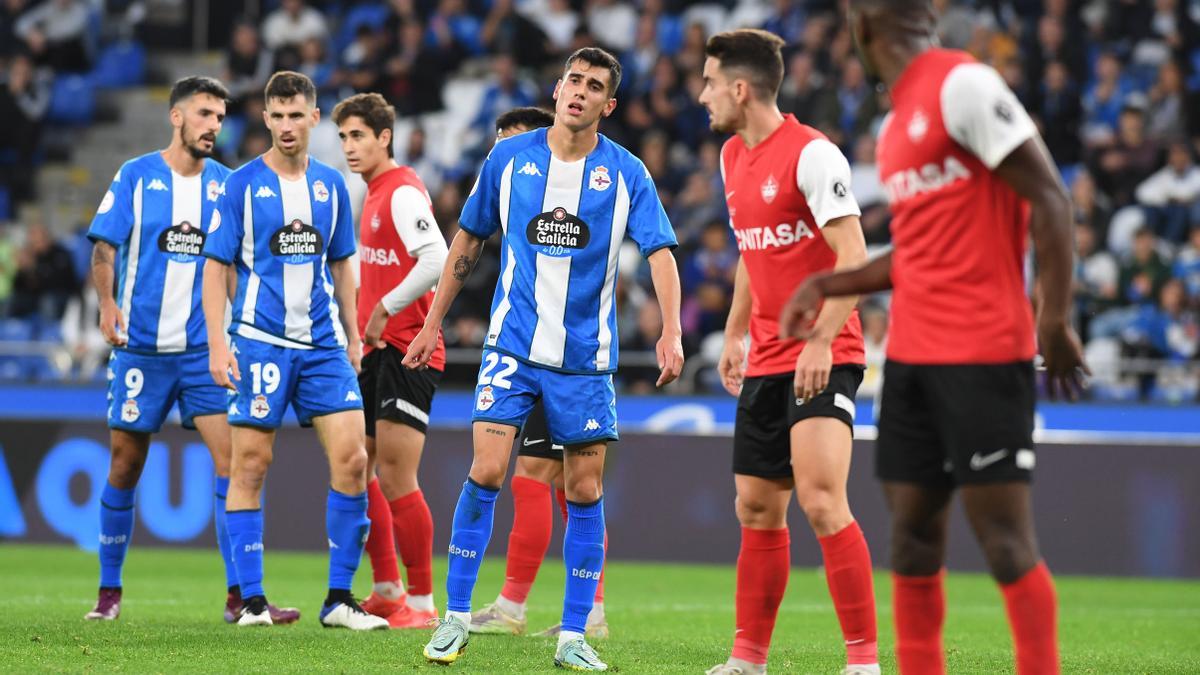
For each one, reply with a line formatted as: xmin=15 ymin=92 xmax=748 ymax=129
xmin=0 ymin=186 xmax=9 ymax=222
xmin=47 ymin=75 xmax=97 ymax=125
xmin=0 ymin=318 xmax=35 ymax=342
xmin=36 ymin=322 xmax=63 ymax=343
xmin=335 ymin=3 xmax=389 ymax=53
xmin=90 ymin=41 xmax=147 ymax=89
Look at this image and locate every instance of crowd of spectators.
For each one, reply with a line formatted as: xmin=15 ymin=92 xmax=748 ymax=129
xmin=2 ymin=0 xmax=1199 ymax=401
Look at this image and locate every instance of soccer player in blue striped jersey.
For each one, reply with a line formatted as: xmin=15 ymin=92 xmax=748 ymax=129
xmin=406 ymin=48 xmax=685 ymax=671
xmin=200 ymin=71 xmax=386 ymax=630
xmin=82 ymin=76 xmax=293 ymax=624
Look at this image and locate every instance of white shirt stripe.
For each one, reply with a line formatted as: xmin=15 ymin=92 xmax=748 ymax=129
xmin=239 ymin=185 xmax=260 ymax=327
xmin=279 ymin=176 xmax=315 ymax=344
xmin=156 ymin=172 xmax=200 ymax=352
xmin=594 ymin=172 xmax=630 ymax=370
xmin=486 ymin=159 xmax=517 ymax=347
xmin=119 ymin=178 xmax=144 ymax=327
xmin=528 ymin=155 xmax=585 ymax=368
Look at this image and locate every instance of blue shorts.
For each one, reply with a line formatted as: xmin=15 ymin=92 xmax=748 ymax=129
xmin=471 ymin=349 xmax=618 ymax=446
xmin=107 ymin=349 xmax=227 ymax=434
xmin=227 ymin=335 xmax=362 ymax=429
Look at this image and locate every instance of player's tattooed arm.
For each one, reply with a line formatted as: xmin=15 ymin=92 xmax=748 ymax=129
xmin=452 ymin=253 xmax=477 ymax=281
xmin=91 ymin=241 xmax=126 ymax=346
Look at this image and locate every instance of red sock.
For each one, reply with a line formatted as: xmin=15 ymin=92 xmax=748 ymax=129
xmin=893 ymin=570 xmax=946 ymax=675
xmin=1001 ymin=562 xmax=1059 ymax=675
xmin=389 ymin=489 xmax=434 ymax=596
xmin=500 ymin=476 xmax=554 ymax=603
xmin=818 ymin=521 xmax=878 ymax=665
xmin=364 ymin=478 xmax=400 ymax=584
xmin=732 ymin=527 xmax=790 ymax=665
xmin=555 ymin=487 xmax=568 ymax=524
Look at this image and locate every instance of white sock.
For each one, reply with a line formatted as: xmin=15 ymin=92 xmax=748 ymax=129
xmin=406 ymin=593 xmax=435 ymax=612
xmin=372 ymin=581 xmax=403 ymax=601
xmin=558 ymin=629 xmax=585 ymax=649
xmin=496 ymin=594 xmax=526 ymax=619
xmin=446 ymin=609 xmax=472 ymax=625
xmin=587 ymin=601 xmax=604 ymax=623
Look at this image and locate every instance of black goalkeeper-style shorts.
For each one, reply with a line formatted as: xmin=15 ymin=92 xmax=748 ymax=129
xmin=359 ymin=345 xmax=441 ymax=436
xmin=516 ymin=401 xmax=564 ymax=461
xmin=876 ymin=360 xmax=1036 ymax=487
xmin=733 ymin=365 xmax=864 ymax=479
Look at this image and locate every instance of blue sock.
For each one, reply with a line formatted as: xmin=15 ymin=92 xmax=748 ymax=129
xmin=326 ymin=488 xmax=369 ymax=593
xmin=445 ymin=479 xmax=500 ymax=613
xmin=98 ymin=483 xmax=135 ymax=588
xmin=213 ymin=476 xmax=238 ymax=591
xmin=227 ymin=509 xmax=264 ymax=598
xmin=562 ymin=497 xmax=605 ymax=634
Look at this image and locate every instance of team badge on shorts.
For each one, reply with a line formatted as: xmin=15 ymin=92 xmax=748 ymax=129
xmin=121 ymin=399 xmax=140 ymax=423
xmin=250 ymin=394 xmax=271 ymax=419
xmin=476 ymin=385 xmax=495 ymax=412
xmin=312 ymin=180 xmax=329 ymax=203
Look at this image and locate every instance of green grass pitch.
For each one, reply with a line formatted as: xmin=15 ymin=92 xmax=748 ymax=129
xmin=2 ymin=544 xmax=1198 ymax=673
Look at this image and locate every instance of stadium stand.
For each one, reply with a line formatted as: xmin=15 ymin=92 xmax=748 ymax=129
xmin=0 ymin=0 xmax=1197 ymax=401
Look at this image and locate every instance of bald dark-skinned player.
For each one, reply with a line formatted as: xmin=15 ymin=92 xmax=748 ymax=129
xmin=780 ymin=2 xmax=1088 ymax=674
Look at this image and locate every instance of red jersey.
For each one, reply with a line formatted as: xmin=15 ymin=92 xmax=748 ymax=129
xmin=877 ymin=49 xmax=1037 ymax=364
xmin=721 ymin=115 xmax=865 ymax=377
xmin=357 ymin=166 xmax=446 ymax=370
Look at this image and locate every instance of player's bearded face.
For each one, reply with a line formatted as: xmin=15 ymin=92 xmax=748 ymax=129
xmin=265 ymin=95 xmax=318 ymax=157
xmin=698 ymin=57 xmax=741 ymax=134
xmin=176 ymin=94 xmax=225 ymax=160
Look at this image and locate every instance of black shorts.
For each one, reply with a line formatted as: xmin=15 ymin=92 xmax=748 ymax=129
xmin=876 ymin=360 xmax=1036 ymax=487
xmin=733 ymin=365 xmax=863 ymax=479
xmin=359 ymin=346 xmax=441 ymax=436
xmin=516 ymin=401 xmax=564 ymax=461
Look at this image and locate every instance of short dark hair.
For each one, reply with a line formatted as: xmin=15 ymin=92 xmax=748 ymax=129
xmin=564 ymin=47 xmax=622 ymax=95
xmin=704 ymin=29 xmax=785 ymax=100
xmin=264 ymin=70 xmax=316 ymax=105
xmin=495 ymin=107 xmax=555 ymax=134
xmin=169 ymin=76 xmax=229 ymax=108
xmin=332 ymin=93 xmax=396 ymax=158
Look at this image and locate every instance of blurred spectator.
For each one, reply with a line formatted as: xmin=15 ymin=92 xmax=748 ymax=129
xmin=1089 ymin=103 xmax=1161 ymax=207
xmin=669 ymin=170 xmax=725 ymax=247
xmin=587 ymin=0 xmax=637 ymax=53
xmin=9 ymin=223 xmax=79 ymax=320
xmin=777 ymin=51 xmax=835 ymax=131
xmin=13 ymin=0 xmax=91 ymax=72
xmin=760 ymin=0 xmax=805 ymax=44
xmin=682 ymin=220 xmax=736 ymax=292
xmin=469 ymin=54 xmax=538 ymax=139
xmin=480 ymin=0 xmax=553 ymax=69
xmin=398 ymin=127 xmax=445 ymax=197
xmin=849 ymin=135 xmax=888 ymax=244
xmin=831 ymin=58 xmax=875 ymax=146
xmin=526 ymin=0 xmax=579 ymax=54
xmin=1146 ymin=59 xmax=1187 ymax=142
xmin=1082 ymin=52 xmax=1133 ymax=143
xmin=224 ymin=22 xmax=272 ymax=112
xmin=344 ymin=25 xmax=389 ymax=94
xmin=639 ymin=131 xmax=684 ymax=209
xmin=1072 ymin=169 xmax=1113 ymax=243
xmin=0 ymin=53 xmax=51 ymax=205
xmin=261 ymin=0 xmax=329 ymax=53
xmin=60 ymin=276 xmax=106 ymax=380
xmin=933 ymin=0 xmax=981 ymax=50
xmin=1172 ymin=225 xmax=1200 ymax=299
xmin=428 ymin=0 xmax=484 ymax=57
xmin=1074 ymin=222 xmax=1120 ymax=338
xmin=382 ymin=18 xmax=461 ymax=116
xmin=1037 ymin=61 xmax=1083 ymax=165
xmin=0 ymin=0 xmax=28 ymax=59
xmin=0 ymin=231 xmax=15 ymax=316
xmin=1124 ymin=278 xmax=1198 ymax=363
xmin=620 ymin=299 xmax=665 ymax=393
xmin=622 ymin=12 xmax=660 ymax=93
xmin=1135 ymin=141 xmax=1200 ymax=243
xmin=1120 ymin=227 xmax=1171 ymax=307
xmin=859 ymin=301 xmax=887 ymax=398
xmin=296 ymin=37 xmax=339 ymax=110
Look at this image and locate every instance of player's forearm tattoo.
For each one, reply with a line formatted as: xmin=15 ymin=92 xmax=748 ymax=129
xmin=452 ymin=254 xmax=477 ymax=282
xmin=91 ymin=242 xmax=114 ymax=270
xmin=91 ymin=243 xmax=116 ymax=297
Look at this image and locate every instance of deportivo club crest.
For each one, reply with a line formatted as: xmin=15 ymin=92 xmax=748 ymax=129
xmin=908 ymin=108 xmax=929 ymax=143
xmin=312 ymin=180 xmax=330 ymax=203
xmin=206 ymin=179 xmax=224 ymax=202
xmin=589 ymin=166 xmax=611 ymax=191
xmin=761 ymin=175 xmax=779 ymax=204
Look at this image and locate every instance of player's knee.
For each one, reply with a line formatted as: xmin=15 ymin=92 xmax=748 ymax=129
xmin=235 ymin=450 xmax=272 ymax=482
xmin=890 ymin=524 xmax=944 ymax=576
xmin=108 ymin=455 xmax=145 ymax=488
xmin=469 ymin=458 xmax=507 ymax=489
xmin=977 ymin=529 xmax=1037 ymax=584
xmin=564 ymin=474 xmax=603 ymax=503
xmin=333 ymin=446 xmax=369 ymax=484
xmin=794 ymin=483 xmax=849 ymax=531
xmin=735 ymin=494 xmax=784 ymax=528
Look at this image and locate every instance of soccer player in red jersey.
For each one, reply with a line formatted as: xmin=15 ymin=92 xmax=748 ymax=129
xmin=699 ymin=29 xmax=879 ymax=675
xmin=334 ymin=93 xmax=448 ymax=628
xmin=470 ymin=107 xmax=609 ymax=640
xmin=781 ymin=3 xmax=1089 ymax=674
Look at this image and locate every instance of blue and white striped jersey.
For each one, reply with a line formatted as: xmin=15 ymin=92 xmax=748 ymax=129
xmin=460 ymin=128 xmax=677 ymax=374
xmin=88 ymin=152 xmax=231 ymax=354
xmin=202 ymin=155 xmax=356 ymax=350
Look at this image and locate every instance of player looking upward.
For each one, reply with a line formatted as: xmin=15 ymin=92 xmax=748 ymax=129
xmin=83 ymin=75 xmax=298 ymax=625
xmin=201 ymin=71 xmax=386 ymax=630
xmin=406 ymin=48 xmax=684 ymax=671
xmin=698 ymin=29 xmax=879 ymax=675
xmin=470 ymin=106 xmax=610 ymax=640
xmin=333 ymin=92 xmax=447 ymax=629
xmin=781 ymin=2 xmax=1089 ymax=673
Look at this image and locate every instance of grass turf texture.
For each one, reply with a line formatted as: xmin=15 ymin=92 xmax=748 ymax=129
xmin=2 ymin=544 xmax=1197 ymax=673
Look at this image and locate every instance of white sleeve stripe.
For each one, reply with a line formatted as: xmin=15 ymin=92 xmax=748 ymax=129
xmin=390 ymin=184 xmax=442 ymax=256
xmin=795 ymin=138 xmax=861 ymax=229
xmin=940 ymin=63 xmax=1037 ymax=170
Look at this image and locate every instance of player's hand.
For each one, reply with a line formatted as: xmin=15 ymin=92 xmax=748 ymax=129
xmin=98 ymin=299 xmax=127 ymax=347
xmin=717 ymin=334 xmax=747 ymax=396
xmin=346 ymin=339 xmax=363 ymax=375
xmin=403 ymin=324 xmax=438 ymax=370
xmin=655 ymin=331 xmax=684 ymax=387
xmin=363 ymin=303 xmax=389 ymax=350
xmin=1037 ymin=317 xmax=1090 ymax=401
xmin=794 ymin=339 xmax=833 ymax=403
xmin=779 ymin=275 xmax=826 ymax=340
xmin=208 ymin=343 xmax=240 ymax=391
